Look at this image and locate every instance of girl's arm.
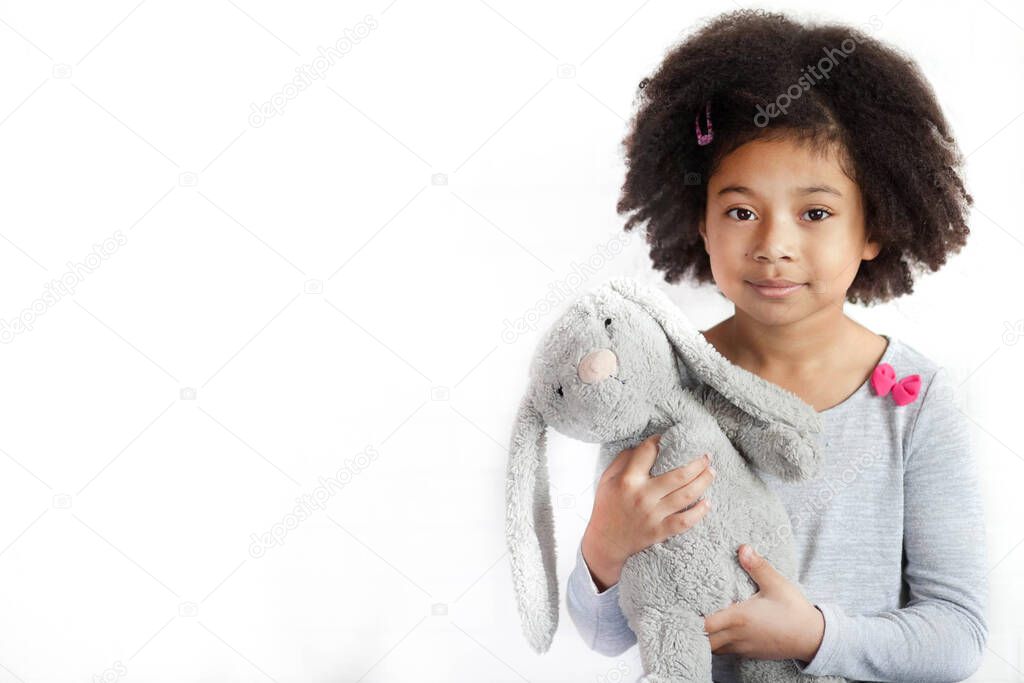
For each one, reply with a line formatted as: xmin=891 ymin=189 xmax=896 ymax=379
xmin=566 ymin=537 xmax=637 ymax=656
xmin=567 ymin=435 xmax=713 ymax=657
xmin=794 ymin=367 xmax=989 ymax=682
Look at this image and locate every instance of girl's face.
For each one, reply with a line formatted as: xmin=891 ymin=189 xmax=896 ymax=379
xmin=698 ymin=136 xmax=881 ymax=324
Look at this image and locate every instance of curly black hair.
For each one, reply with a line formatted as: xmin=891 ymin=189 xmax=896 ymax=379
xmin=617 ymin=9 xmax=972 ymax=305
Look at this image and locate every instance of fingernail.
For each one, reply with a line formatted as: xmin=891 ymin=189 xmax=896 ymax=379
xmin=703 ymin=453 xmax=711 ymax=463
xmin=709 ymin=466 xmax=716 ymax=477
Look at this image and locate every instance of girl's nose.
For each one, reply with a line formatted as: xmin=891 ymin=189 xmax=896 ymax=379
xmin=577 ymin=348 xmax=618 ymax=384
xmin=750 ymin=219 xmax=796 ymax=263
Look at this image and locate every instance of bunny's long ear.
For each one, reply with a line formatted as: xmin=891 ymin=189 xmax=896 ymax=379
xmin=505 ymin=395 xmax=558 ymax=653
xmin=606 ymin=277 xmax=820 ymax=436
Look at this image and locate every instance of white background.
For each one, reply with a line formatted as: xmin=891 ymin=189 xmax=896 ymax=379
xmin=0 ymin=0 xmax=1021 ymax=681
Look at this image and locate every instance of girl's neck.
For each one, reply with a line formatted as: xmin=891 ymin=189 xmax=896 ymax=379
xmin=702 ymin=306 xmax=889 ymax=413
xmin=707 ymin=306 xmax=862 ymax=379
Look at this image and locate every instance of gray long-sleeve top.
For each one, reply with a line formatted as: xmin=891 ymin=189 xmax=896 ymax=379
xmin=566 ymin=334 xmax=989 ymax=682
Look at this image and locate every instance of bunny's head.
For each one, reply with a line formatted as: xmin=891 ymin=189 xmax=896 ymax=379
xmin=505 ymin=276 xmax=823 ymax=653
xmin=520 ymin=278 xmax=687 ymax=446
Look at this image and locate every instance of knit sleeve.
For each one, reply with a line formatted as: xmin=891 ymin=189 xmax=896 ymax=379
xmin=794 ymin=367 xmax=989 ymax=681
xmin=565 ymin=537 xmax=637 ymax=656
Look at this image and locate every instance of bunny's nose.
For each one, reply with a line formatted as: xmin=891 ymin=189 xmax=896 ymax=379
xmin=577 ymin=348 xmax=618 ymax=384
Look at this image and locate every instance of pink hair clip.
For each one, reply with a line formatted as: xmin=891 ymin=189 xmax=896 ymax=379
xmin=870 ymin=362 xmax=921 ymax=406
xmin=695 ymin=102 xmax=713 ymax=146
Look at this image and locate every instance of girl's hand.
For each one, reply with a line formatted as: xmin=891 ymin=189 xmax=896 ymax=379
xmin=581 ymin=433 xmax=716 ymax=591
xmin=704 ymin=545 xmax=825 ymax=663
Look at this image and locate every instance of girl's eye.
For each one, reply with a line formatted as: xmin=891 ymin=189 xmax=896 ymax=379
xmin=725 ymin=207 xmax=833 ymax=222
xmin=802 ymin=207 xmax=832 ymax=222
xmin=726 ymin=207 xmax=756 ymax=221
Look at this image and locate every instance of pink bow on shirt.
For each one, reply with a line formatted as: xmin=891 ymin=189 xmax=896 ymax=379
xmin=870 ymin=362 xmax=921 ymax=406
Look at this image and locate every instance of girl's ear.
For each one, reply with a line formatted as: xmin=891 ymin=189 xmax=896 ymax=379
xmin=698 ymin=219 xmax=709 ymax=253
xmin=505 ymin=395 xmax=558 ymax=653
xmin=861 ymin=225 xmax=881 ymax=261
xmin=862 ymin=237 xmax=882 ymax=261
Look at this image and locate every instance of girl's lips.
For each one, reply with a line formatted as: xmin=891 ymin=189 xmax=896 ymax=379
xmin=746 ymin=281 xmax=805 ymax=298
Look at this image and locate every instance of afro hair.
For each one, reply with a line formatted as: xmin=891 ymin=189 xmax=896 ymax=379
xmin=616 ymin=9 xmax=972 ymax=305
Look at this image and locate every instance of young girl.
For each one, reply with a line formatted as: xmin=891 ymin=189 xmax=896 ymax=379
xmin=568 ymin=9 xmax=988 ymax=682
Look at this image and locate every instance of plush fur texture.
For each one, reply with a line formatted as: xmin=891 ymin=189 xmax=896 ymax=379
xmin=505 ymin=277 xmax=846 ymax=682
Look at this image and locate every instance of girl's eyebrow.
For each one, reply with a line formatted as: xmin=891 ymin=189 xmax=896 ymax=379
xmin=715 ymin=184 xmax=844 ymax=198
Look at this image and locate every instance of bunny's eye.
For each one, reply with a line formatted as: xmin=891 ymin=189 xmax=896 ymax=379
xmin=556 ymin=385 xmax=564 ymax=397
xmin=604 ymin=318 xmax=612 ymax=328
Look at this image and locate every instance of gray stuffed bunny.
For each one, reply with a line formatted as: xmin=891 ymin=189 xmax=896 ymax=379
xmin=505 ymin=277 xmax=845 ymax=683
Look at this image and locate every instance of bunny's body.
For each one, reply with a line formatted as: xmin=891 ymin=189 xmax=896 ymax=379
xmin=602 ymin=397 xmax=812 ymax=682
xmin=506 ymin=278 xmax=845 ymax=682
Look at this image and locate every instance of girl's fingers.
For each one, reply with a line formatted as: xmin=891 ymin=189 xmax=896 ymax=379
xmin=622 ymin=433 xmax=661 ymax=479
xmin=652 ymin=454 xmax=714 ymax=500
xmin=606 ymin=433 xmax=660 ymax=480
xmin=656 ymin=496 xmax=712 ymax=542
xmin=707 ymin=629 xmax=737 ymax=654
xmin=655 ymin=466 xmax=716 ymax=516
